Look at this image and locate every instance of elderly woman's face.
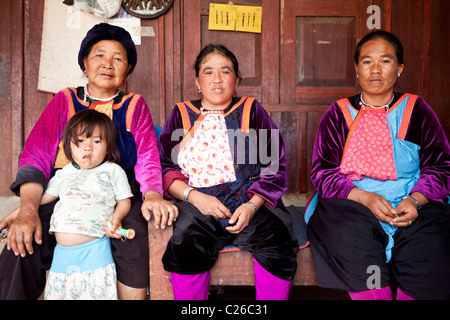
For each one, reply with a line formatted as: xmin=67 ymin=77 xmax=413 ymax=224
xmin=83 ymin=40 xmax=131 ymax=98
xmin=194 ymin=52 xmax=239 ymax=110
xmin=355 ymin=38 xmax=404 ymax=100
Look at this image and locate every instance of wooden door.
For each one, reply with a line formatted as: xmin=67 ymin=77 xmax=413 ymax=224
xmin=278 ymin=0 xmax=377 ymax=203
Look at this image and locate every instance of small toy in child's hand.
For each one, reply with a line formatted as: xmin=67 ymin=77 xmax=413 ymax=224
xmin=103 ymin=221 xmax=135 ymax=240
xmin=0 ymin=228 xmax=7 ymax=241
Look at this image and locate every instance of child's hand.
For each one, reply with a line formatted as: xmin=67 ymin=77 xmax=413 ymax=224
xmin=105 ymin=219 xmax=124 ymax=239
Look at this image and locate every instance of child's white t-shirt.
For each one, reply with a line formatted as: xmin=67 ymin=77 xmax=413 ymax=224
xmin=46 ymin=161 xmax=133 ymax=238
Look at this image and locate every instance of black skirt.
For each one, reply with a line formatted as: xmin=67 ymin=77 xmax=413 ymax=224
xmin=307 ymin=197 xmax=450 ymax=300
xmin=162 ymin=199 xmax=299 ymax=280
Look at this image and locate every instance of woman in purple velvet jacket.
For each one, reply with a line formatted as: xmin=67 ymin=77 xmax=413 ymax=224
xmin=0 ymin=23 xmax=177 ymax=300
xmin=157 ymin=44 xmax=298 ymax=300
xmin=306 ymin=31 xmax=450 ymax=300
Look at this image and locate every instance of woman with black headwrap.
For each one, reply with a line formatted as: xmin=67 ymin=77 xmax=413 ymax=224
xmin=0 ymin=23 xmax=177 ymax=300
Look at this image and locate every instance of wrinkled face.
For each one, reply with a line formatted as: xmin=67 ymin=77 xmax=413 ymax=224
xmin=70 ymin=126 xmax=107 ymax=169
xmin=83 ymin=40 xmax=131 ymax=98
xmin=194 ymin=52 xmax=239 ymax=110
xmin=355 ymin=38 xmax=404 ymax=99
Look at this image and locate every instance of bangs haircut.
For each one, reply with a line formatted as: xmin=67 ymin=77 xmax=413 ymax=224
xmin=63 ymin=109 xmax=121 ymax=164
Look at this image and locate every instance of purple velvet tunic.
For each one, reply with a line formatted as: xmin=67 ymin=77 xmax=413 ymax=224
xmin=159 ymin=98 xmax=299 ymax=280
xmin=307 ymin=94 xmax=450 ymax=298
xmin=158 ymin=97 xmax=288 ymax=211
xmin=10 ymin=87 xmax=163 ymax=198
xmin=311 ymin=93 xmax=450 ymax=204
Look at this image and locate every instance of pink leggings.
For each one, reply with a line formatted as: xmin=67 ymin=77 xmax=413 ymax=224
xmin=348 ymin=287 xmax=415 ymax=300
xmin=170 ymin=257 xmax=291 ymax=300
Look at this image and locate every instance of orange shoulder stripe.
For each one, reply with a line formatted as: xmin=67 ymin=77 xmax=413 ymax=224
xmin=336 ymin=98 xmax=354 ymax=129
xmin=115 ymin=92 xmax=136 ymax=110
xmin=240 ymin=97 xmax=254 ymax=133
xmin=125 ymin=94 xmax=141 ymax=131
xmin=61 ymin=88 xmax=77 ymax=119
xmin=224 ymin=97 xmax=247 ymax=116
xmin=397 ymin=94 xmax=419 ymax=139
xmin=176 ymin=102 xmax=193 ymax=135
xmin=183 ymin=101 xmax=201 ymax=114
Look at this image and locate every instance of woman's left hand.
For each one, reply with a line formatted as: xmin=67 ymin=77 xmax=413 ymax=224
xmin=390 ymin=199 xmax=419 ymax=227
xmin=225 ymin=203 xmax=256 ymax=234
xmin=141 ymin=191 xmax=179 ymax=229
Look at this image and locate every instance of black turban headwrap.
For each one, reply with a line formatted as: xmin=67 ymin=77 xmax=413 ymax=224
xmin=78 ymin=23 xmax=137 ymax=75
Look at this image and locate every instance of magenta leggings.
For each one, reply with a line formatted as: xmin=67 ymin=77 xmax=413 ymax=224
xmin=348 ymin=286 xmax=415 ymax=300
xmin=170 ymin=257 xmax=291 ymax=300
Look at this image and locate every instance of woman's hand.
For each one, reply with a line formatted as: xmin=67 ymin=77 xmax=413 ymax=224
xmin=188 ymin=190 xmax=232 ymax=220
xmin=390 ymin=199 xmax=418 ymax=227
xmin=226 ymin=196 xmax=264 ymax=234
xmin=0 ymin=207 xmax=20 ymax=235
xmin=390 ymin=193 xmax=426 ymax=227
xmin=6 ymin=182 xmax=44 ymax=257
xmin=142 ymin=191 xmax=179 ymax=230
xmin=0 ymin=207 xmax=20 ymax=245
xmin=348 ymin=188 xmax=397 ymax=224
xmin=6 ymin=205 xmax=42 ymax=257
xmin=225 ymin=203 xmax=255 ymax=234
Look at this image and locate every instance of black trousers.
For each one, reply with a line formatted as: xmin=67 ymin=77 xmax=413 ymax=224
xmin=0 ymin=177 xmax=149 ymax=300
xmin=307 ymin=197 xmax=450 ymax=300
xmin=162 ymin=200 xmax=299 ymax=280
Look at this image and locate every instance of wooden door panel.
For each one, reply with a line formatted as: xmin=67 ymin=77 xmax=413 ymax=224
xmin=183 ymin=0 xmax=279 ymax=104
xmin=282 ymin=0 xmax=372 ymax=104
xmin=279 ymin=0 xmax=373 ymax=200
xmin=296 ymin=17 xmax=355 ymax=88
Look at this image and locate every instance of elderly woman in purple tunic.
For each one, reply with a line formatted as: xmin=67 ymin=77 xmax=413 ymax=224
xmin=158 ymin=44 xmax=298 ymax=300
xmin=0 ymin=23 xmax=177 ymax=300
xmin=306 ymin=31 xmax=450 ymax=300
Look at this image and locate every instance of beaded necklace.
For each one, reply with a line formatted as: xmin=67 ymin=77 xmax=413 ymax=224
xmin=359 ymin=93 xmax=394 ymax=111
xmin=83 ymin=84 xmax=119 ymax=103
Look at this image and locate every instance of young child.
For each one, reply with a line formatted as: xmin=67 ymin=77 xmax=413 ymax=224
xmin=41 ymin=109 xmax=133 ymax=300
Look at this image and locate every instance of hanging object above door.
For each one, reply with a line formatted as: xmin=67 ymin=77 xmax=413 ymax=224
xmin=122 ymin=0 xmax=174 ymax=19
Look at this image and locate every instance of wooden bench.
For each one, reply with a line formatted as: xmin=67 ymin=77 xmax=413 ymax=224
xmin=148 ymin=206 xmax=317 ymax=300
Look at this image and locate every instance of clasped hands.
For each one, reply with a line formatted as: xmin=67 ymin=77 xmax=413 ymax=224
xmin=188 ymin=191 xmax=258 ymax=234
xmin=348 ymin=188 xmax=421 ymax=227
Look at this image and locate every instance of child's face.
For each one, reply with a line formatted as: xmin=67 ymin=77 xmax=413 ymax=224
xmin=70 ymin=126 xmax=108 ymax=169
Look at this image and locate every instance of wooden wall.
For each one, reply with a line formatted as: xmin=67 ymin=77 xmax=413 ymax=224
xmin=0 ymin=0 xmax=448 ymax=202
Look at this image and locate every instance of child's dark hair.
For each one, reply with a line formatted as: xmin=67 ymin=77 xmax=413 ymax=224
xmin=63 ymin=109 xmax=121 ymax=164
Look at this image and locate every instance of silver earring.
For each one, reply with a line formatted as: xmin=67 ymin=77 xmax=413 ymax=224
xmin=398 ymin=73 xmax=401 ymax=78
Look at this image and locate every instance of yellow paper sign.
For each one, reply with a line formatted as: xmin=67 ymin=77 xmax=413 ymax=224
xmin=208 ymin=3 xmax=262 ymax=33
xmin=209 ymin=3 xmax=236 ymax=31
